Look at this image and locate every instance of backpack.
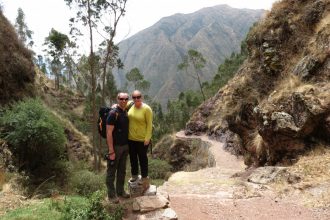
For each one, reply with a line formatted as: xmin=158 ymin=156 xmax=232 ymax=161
xmin=97 ymin=107 xmax=112 ymax=138
xmin=97 ymin=102 xmax=134 ymax=139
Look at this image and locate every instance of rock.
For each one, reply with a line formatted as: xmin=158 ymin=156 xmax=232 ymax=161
xmin=144 ymin=185 xmax=157 ymax=196
xmin=132 ymin=200 xmax=140 ymax=211
xmin=185 ymin=120 xmax=207 ymax=135
xmin=248 ymin=166 xmax=287 ymax=184
xmin=136 ymin=208 xmax=178 ymax=220
xmin=132 ymin=195 xmax=170 ymax=213
xmin=162 ymin=208 xmax=178 ymax=219
xmin=168 ymin=139 xmax=193 ymax=171
xmin=293 ymin=56 xmax=321 ymax=79
xmin=271 ymin=112 xmax=299 ymax=133
xmin=256 ymin=85 xmax=330 ymax=164
xmin=247 ymin=166 xmax=300 ymax=185
xmin=157 ymin=189 xmax=170 ymax=200
xmin=324 ymin=115 xmax=330 ymax=141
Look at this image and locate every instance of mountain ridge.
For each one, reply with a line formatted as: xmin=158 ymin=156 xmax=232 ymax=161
xmin=115 ymin=5 xmax=265 ymax=107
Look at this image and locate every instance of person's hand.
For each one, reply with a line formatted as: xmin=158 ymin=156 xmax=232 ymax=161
xmin=111 ymin=103 xmax=118 ymax=108
xmin=109 ymin=152 xmax=115 ymax=160
xmin=144 ymin=140 xmax=150 ymax=146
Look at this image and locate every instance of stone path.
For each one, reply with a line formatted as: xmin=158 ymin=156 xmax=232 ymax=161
xmin=158 ymin=131 xmax=330 ymax=220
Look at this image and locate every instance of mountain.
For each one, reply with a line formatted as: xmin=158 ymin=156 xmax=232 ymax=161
xmin=115 ymin=5 xmax=265 ymax=107
xmin=186 ymin=0 xmax=330 ymax=166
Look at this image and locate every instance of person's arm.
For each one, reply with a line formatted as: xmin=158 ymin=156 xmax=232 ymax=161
xmin=106 ymin=124 xmax=115 ymax=160
xmin=144 ymin=106 xmax=153 ymax=146
xmin=106 ymin=111 xmax=117 ymax=160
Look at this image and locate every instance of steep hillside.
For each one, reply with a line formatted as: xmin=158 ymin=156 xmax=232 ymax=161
xmin=115 ymin=5 xmax=265 ymax=106
xmin=0 ymin=10 xmax=35 ymax=105
xmin=186 ymin=0 xmax=330 ymax=166
xmin=0 ymin=10 xmax=93 ymax=172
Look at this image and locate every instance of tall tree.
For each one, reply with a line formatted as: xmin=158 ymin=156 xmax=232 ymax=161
xmin=36 ymin=55 xmax=48 ymax=75
xmin=105 ymin=69 xmax=118 ymax=105
xmin=178 ymin=49 xmax=207 ymax=101
xmin=15 ymin=8 xmax=34 ymax=48
xmin=126 ymin=67 xmax=143 ymax=89
xmin=97 ymin=0 xmax=127 ymax=106
xmin=62 ymin=41 xmax=80 ymax=89
xmin=65 ymin=0 xmax=126 ymax=170
xmin=44 ymin=28 xmax=70 ymax=90
xmin=65 ymin=0 xmax=101 ymax=170
xmin=136 ymin=80 xmax=150 ymax=94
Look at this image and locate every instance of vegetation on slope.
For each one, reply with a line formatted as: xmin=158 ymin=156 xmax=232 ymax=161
xmin=0 ymin=11 xmax=35 ymax=105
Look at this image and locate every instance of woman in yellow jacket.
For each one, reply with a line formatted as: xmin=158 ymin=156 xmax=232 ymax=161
xmin=128 ymin=90 xmax=153 ymax=191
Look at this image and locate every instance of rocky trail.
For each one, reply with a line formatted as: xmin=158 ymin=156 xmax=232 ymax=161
xmin=157 ymin=131 xmax=330 ymax=220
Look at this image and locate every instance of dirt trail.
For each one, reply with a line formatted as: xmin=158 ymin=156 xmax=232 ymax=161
xmin=158 ymin=131 xmax=330 ymax=220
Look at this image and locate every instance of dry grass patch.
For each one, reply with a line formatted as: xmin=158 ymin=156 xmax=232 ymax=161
xmin=290 ymin=144 xmax=330 ymax=207
xmin=261 ymin=74 xmax=303 ymax=108
xmin=259 ymin=74 xmax=330 ymax=112
xmin=289 ymin=144 xmax=330 ymax=183
xmin=270 ymin=144 xmax=330 ymax=207
xmin=212 ymin=70 xmax=259 ymax=120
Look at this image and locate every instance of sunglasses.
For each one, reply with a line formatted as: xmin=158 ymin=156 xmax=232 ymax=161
xmin=132 ymin=95 xmax=141 ymax=100
xmin=118 ymin=98 xmax=129 ymax=101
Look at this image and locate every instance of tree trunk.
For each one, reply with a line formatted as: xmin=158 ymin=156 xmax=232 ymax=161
xmin=101 ymin=43 xmax=111 ymax=106
xmin=87 ymin=0 xmax=99 ymax=171
xmin=196 ymin=70 xmax=205 ymax=101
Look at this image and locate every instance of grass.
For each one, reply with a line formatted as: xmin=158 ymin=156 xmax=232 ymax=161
xmin=271 ymin=144 xmax=330 ymax=207
xmin=1 ymin=194 xmax=123 ymax=220
xmin=289 ymin=144 xmax=330 ymax=182
xmin=0 ymin=197 xmax=71 ymax=220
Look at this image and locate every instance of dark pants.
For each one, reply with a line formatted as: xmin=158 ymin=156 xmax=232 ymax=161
xmin=128 ymin=140 xmax=148 ymax=178
xmin=106 ymin=144 xmax=129 ymax=198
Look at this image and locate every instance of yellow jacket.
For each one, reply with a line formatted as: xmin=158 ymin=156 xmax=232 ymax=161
xmin=128 ymin=102 xmax=153 ymax=142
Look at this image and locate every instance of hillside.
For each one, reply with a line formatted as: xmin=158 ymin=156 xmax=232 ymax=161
xmin=0 ymin=11 xmax=35 ymax=105
xmin=186 ymin=0 xmax=330 ymax=166
xmin=0 ymin=8 xmax=93 ymax=189
xmin=115 ymin=5 xmax=265 ymax=107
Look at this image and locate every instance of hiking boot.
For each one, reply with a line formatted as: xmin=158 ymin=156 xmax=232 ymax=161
xmin=129 ymin=175 xmax=139 ymax=183
xmin=141 ymin=177 xmax=150 ymax=192
xmin=108 ymin=196 xmax=119 ymax=204
xmin=118 ymin=191 xmax=130 ymax=199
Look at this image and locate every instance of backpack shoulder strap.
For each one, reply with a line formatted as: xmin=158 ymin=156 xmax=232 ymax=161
xmin=127 ymin=102 xmax=134 ymax=111
xmin=110 ymin=107 xmax=121 ymax=123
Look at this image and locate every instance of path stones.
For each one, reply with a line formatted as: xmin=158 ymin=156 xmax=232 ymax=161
xmin=129 ymin=178 xmax=178 ymax=219
xmin=132 ymin=194 xmax=169 ymax=212
xmin=136 ymin=208 xmax=177 ymax=220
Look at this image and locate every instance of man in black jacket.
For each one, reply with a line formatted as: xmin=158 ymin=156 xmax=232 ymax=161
xmin=106 ymin=92 xmax=130 ymax=203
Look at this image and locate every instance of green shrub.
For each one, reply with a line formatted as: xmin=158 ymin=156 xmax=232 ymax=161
xmin=69 ymin=169 xmax=105 ymax=196
xmin=3 ymin=194 xmax=123 ymax=220
xmin=148 ymin=159 xmax=172 ymax=179
xmin=59 ymin=192 xmax=123 ymax=220
xmin=0 ymin=98 xmax=67 ymax=183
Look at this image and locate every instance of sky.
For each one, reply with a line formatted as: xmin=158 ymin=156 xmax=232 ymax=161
xmin=0 ymin=0 xmax=278 ymax=55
